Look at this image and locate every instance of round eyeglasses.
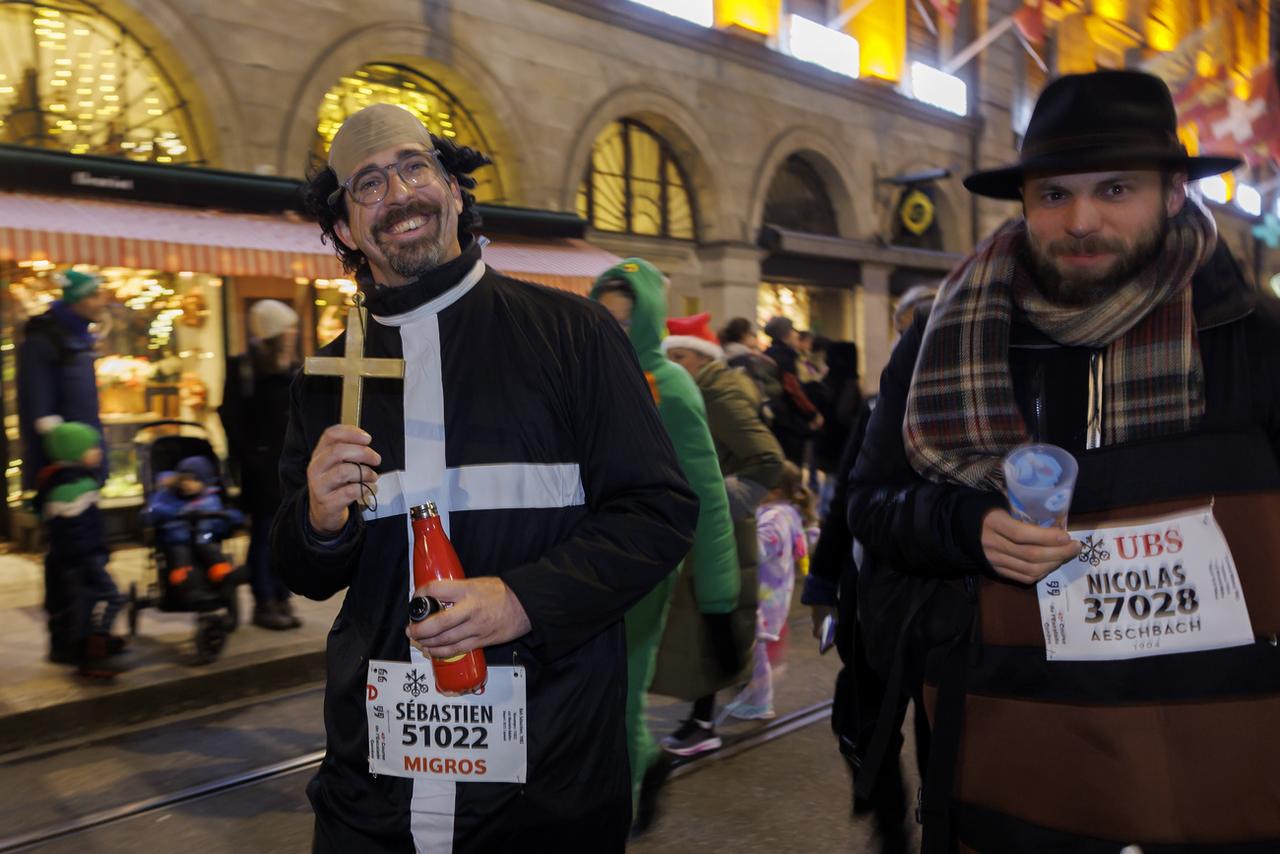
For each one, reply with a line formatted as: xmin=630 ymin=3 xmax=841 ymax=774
xmin=329 ymin=151 xmax=446 ymax=207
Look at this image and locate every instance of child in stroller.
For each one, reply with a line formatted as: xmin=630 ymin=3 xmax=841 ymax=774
xmin=143 ymin=455 xmax=243 ymax=613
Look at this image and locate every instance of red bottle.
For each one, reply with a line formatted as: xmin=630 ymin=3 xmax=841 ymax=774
xmin=410 ymin=502 xmax=487 ymax=695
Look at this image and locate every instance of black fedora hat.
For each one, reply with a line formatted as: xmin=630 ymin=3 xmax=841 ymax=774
xmin=964 ymin=70 xmax=1242 ymax=200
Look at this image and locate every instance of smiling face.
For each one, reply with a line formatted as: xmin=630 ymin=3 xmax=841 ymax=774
xmin=334 ymin=144 xmax=464 ymax=287
xmin=1022 ymin=169 xmax=1185 ymax=305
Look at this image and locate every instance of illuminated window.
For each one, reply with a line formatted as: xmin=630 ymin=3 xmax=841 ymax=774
xmin=0 ymin=1 xmax=202 ymax=163
xmin=788 ymin=16 xmax=860 ymax=78
xmin=630 ymin=0 xmax=712 ymax=27
xmin=910 ymin=62 xmax=967 ymax=116
xmin=577 ymin=119 xmax=696 ymax=240
xmin=314 ymin=63 xmax=504 ymax=203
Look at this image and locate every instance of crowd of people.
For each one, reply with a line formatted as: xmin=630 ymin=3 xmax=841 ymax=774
xmin=16 ymin=67 xmax=1280 ymax=852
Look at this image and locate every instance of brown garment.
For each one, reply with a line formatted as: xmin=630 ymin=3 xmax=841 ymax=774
xmin=948 ymin=491 xmax=1280 ymax=845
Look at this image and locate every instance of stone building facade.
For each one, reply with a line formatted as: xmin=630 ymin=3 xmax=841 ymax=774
xmin=3 ymin=0 xmax=1277 ymax=390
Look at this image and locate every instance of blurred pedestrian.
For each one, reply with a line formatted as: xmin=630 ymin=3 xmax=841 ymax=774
xmin=219 ymin=299 xmax=301 ymax=631
xmin=724 ymin=461 xmax=812 ymax=720
xmin=591 ymin=264 xmax=738 ymax=836
xmin=811 ymin=341 xmax=862 ymax=517
xmin=17 ymin=268 xmax=109 ymax=665
xmin=34 ymin=422 xmax=124 ymax=680
xmin=892 ymin=284 xmax=937 ymax=336
xmin=850 ymin=70 xmax=1280 ymax=851
xmin=656 ymin=313 xmax=784 ymax=757
xmin=720 ymin=317 xmax=782 ymax=424
xmin=763 ymin=317 xmax=822 ymax=465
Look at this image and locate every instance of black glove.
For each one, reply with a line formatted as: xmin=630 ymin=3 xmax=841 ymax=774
xmin=703 ymin=611 xmax=744 ymax=677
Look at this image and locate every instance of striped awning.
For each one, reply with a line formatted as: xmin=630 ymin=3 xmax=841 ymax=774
xmin=0 ymin=191 xmax=345 ymax=279
xmin=482 ymin=235 xmax=619 ymax=295
xmin=0 ymin=191 xmax=620 ymax=290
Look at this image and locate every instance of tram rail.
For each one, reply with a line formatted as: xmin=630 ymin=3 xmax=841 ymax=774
xmin=0 ymin=698 xmax=833 ymax=852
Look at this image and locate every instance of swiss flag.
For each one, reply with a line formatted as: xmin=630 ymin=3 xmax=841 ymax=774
xmin=1176 ymin=63 xmax=1280 ymax=167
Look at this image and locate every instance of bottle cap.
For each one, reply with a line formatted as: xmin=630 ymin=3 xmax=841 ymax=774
xmin=409 ymin=502 xmax=439 ymax=521
xmin=408 ymin=595 xmax=443 ymax=622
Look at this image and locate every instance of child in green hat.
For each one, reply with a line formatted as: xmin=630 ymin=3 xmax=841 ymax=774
xmin=36 ymin=421 xmax=126 ymax=680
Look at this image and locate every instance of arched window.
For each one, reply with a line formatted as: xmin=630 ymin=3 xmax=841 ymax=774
xmin=763 ymin=154 xmax=838 ymax=236
xmin=314 ymin=62 xmax=505 ymax=203
xmin=0 ymin=0 xmax=203 ymax=162
xmin=576 ymin=119 xmax=696 ymax=240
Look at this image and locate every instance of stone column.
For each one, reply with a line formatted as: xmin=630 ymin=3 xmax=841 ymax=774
xmin=859 ymin=262 xmax=894 ymax=396
xmin=697 ymin=242 xmax=764 ymax=329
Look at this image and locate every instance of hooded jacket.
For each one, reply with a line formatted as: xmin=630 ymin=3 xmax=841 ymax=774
xmin=651 ymin=357 xmax=785 ymax=699
xmin=590 ymin=259 xmax=739 ymax=613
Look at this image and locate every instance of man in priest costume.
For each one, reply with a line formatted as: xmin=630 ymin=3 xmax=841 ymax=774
xmin=277 ymin=103 xmax=698 ymax=853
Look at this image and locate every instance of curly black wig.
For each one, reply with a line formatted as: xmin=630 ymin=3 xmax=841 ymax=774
xmin=302 ymin=133 xmax=492 ymax=275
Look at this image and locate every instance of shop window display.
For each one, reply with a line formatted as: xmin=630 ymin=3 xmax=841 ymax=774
xmin=1 ymin=263 xmax=225 ymax=505
xmin=310 ymin=276 xmax=358 ymax=349
xmin=758 ymin=282 xmax=810 ymax=336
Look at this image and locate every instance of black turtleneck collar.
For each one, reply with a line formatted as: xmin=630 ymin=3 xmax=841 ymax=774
xmin=359 ymin=236 xmax=483 ymax=317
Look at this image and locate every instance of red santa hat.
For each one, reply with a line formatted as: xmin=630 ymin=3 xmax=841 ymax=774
xmin=661 ymin=312 xmax=724 ymax=360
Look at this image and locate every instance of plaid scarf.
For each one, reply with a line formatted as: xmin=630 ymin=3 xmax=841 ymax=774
xmin=903 ymin=198 xmax=1216 ymax=491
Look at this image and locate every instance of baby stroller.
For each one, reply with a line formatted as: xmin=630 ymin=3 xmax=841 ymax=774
xmin=127 ymin=420 xmax=248 ymax=664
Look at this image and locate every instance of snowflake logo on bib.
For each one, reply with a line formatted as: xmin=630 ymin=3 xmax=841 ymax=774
xmin=403 ymin=668 xmax=431 ymax=698
xmin=1077 ymin=534 xmax=1112 ymax=567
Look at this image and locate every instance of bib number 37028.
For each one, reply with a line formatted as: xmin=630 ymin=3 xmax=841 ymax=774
xmin=365 ymin=661 xmax=526 ymax=783
xmin=1036 ymin=507 xmax=1254 ymax=662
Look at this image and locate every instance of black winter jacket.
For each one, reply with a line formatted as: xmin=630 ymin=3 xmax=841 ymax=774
xmin=848 ymin=246 xmax=1280 ymax=583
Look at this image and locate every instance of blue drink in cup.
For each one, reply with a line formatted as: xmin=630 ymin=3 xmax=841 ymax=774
xmin=1001 ymin=443 xmax=1079 ymax=528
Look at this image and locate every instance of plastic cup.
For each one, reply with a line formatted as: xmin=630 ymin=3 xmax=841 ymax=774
xmin=1002 ymin=443 xmax=1078 ymax=528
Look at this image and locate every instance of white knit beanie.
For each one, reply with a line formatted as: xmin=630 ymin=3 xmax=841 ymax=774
xmin=248 ymin=299 xmax=299 ymax=341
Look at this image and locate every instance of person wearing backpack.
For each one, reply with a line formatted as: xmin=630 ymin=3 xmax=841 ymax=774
xmin=17 ymin=269 xmax=110 ymax=665
xmin=848 ymin=71 xmax=1280 ymax=852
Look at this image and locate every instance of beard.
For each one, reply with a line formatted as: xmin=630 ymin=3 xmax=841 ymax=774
xmin=372 ymin=202 xmax=452 ymax=280
xmin=1023 ymin=212 xmax=1169 ymax=307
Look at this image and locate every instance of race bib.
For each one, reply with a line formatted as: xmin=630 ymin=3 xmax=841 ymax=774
xmin=1037 ymin=507 xmax=1255 ymax=661
xmin=366 ymin=661 xmax=527 ymax=783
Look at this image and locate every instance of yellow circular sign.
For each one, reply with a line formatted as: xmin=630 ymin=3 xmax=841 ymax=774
xmin=900 ymin=189 xmax=935 ymax=236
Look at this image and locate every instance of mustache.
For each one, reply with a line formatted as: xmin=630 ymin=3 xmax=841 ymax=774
xmin=1047 ymin=235 xmax=1125 ymax=256
xmin=373 ymin=203 xmax=441 ymax=237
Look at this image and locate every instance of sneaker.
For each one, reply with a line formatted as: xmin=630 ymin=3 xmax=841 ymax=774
xmin=661 ymin=718 xmax=722 ymax=757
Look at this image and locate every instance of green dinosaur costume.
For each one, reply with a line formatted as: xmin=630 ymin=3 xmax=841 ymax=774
xmin=590 ymin=259 xmax=739 ymax=804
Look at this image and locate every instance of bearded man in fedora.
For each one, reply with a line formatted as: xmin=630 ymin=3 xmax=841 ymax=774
xmin=845 ymin=70 xmax=1280 ymax=852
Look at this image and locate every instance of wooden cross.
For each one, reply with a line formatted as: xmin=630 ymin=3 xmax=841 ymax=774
xmin=304 ymin=300 xmax=405 ymax=428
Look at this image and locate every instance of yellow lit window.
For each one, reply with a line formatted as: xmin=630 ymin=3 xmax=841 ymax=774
xmin=0 ymin=1 xmax=201 ymax=163
xmin=313 ymin=63 xmax=504 ymax=204
xmin=578 ymin=119 xmax=696 ymax=240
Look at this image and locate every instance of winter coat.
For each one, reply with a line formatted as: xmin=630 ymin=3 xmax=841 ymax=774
xmin=812 ymin=342 xmax=863 ymax=474
xmin=589 ymin=262 xmax=739 ymax=615
xmin=848 ymin=243 xmax=1280 ymax=850
xmin=36 ymin=462 xmax=106 ymax=564
xmin=651 ymin=358 xmax=785 ymax=699
xmin=765 ymin=340 xmax=819 ymax=462
xmin=272 ymin=240 xmax=697 ymax=851
xmin=17 ymin=304 xmax=104 ymax=491
xmin=143 ymin=486 xmax=241 ymax=545
xmin=219 ymin=352 xmax=294 ymax=513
